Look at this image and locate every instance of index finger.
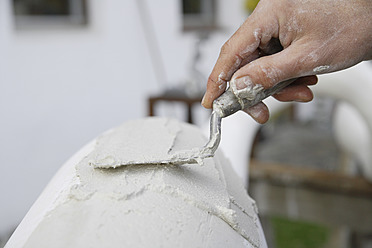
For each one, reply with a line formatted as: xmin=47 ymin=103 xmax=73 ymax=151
xmin=201 ymin=16 xmax=277 ymax=108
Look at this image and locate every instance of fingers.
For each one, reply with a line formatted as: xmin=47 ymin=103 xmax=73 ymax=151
xmin=295 ymin=75 xmax=318 ymax=86
xmin=201 ymin=41 xmax=259 ymax=108
xmin=231 ymin=44 xmax=306 ymax=87
xmin=243 ymin=75 xmax=317 ymax=124
xmin=202 ymin=16 xmax=278 ymax=108
xmin=243 ymin=102 xmax=269 ymax=124
xmin=272 ymin=75 xmax=318 ymax=102
xmin=229 ymin=41 xmax=316 ymax=105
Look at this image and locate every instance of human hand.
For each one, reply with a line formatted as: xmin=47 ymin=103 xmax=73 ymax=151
xmin=202 ymin=0 xmax=372 ymax=123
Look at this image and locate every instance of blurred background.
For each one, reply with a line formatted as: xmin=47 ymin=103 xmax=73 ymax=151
xmin=0 ymin=0 xmax=371 ymax=247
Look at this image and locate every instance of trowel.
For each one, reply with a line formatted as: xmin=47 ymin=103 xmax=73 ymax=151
xmin=98 ymin=78 xmax=297 ymax=168
xmin=167 ymin=78 xmax=298 ymax=165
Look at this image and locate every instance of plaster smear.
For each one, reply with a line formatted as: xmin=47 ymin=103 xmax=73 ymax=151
xmin=89 ymin=118 xmax=213 ymax=166
xmin=9 ymin=117 xmax=264 ymax=248
xmin=230 ymin=76 xmax=265 ymax=108
xmin=313 ymin=65 xmax=330 ymax=73
xmin=89 ymin=118 xmax=182 ymax=168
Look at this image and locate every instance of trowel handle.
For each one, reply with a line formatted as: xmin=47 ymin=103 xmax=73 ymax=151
xmin=213 ymin=78 xmax=298 ymax=118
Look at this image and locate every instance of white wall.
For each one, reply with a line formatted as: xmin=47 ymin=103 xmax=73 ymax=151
xmin=0 ymin=0 xmax=247 ymax=236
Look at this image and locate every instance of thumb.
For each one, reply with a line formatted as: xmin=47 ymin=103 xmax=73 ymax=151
xmin=230 ymin=43 xmax=312 ymax=98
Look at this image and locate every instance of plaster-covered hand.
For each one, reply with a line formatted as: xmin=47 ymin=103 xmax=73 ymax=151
xmin=202 ymin=0 xmax=372 ymax=124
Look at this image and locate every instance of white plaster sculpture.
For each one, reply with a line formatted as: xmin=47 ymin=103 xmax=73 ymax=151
xmin=5 ymin=117 xmax=266 ymax=248
xmin=314 ymin=62 xmax=372 ymax=180
xmin=213 ymin=112 xmax=260 ymax=185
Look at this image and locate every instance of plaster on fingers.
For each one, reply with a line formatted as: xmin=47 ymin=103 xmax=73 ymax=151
xmin=232 ymin=41 xmax=315 ymax=94
xmin=202 ymin=19 xmax=275 ymax=108
xmin=231 ymin=60 xmax=285 ymax=91
xmin=203 ymin=54 xmax=243 ymax=108
xmin=230 ymin=76 xmax=265 ymax=106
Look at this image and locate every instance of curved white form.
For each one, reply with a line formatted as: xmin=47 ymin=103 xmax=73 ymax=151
xmin=216 ymin=112 xmax=260 ymax=184
xmin=6 ymin=117 xmax=266 ymax=248
xmin=315 ymin=62 xmax=372 ymax=180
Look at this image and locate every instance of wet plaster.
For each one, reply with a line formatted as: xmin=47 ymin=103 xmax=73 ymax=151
xmin=12 ymin=117 xmax=261 ymax=248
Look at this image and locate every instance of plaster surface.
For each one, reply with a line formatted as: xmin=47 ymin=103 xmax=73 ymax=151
xmin=6 ymin=117 xmax=266 ymax=248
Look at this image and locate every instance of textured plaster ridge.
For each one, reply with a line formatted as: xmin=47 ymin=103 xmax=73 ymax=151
xmin=87 ymin=118 xmax=259 ymax=246
xmin=165 ymin=118 xmax=183 ymax=154
xmin=17 ymin=117 xmax=261 ymax=248
xmin=88 ymin=117 xmax=259 ymax=246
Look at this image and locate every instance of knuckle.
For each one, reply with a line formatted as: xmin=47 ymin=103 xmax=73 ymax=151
xmin=207 ymin=75 xmax=217 ymax=85
xmin=220 ymin=39 xmax=233 ymax=56
xmin=255 ymin=63 xmax=281 ymax=87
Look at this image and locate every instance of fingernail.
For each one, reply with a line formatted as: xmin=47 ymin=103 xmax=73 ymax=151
xmin=201 ymin=94 xmax=207 ymax=107
xmin=295 ymin=91 xmax=313 ymax=102
xmin=231 ymin=76 xmax=253 ymax=90
xmin=231 ymin=76 xmax=264 ymax=101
